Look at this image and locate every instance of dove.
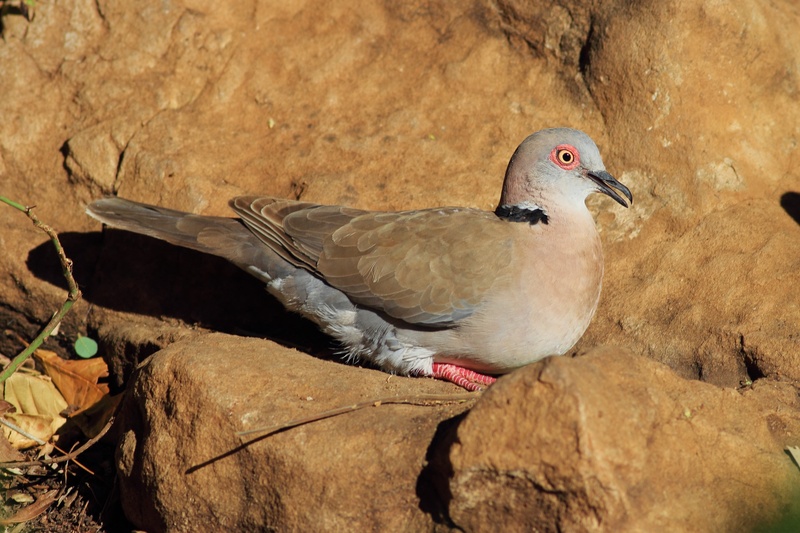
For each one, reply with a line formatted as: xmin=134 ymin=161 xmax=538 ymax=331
xmin=86 ymin=128 xmax=631 ymax=391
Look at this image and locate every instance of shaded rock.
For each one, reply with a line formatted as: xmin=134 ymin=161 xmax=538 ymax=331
xmin=484 ymin=0 xmax=595 ymax=66
xmin=445 ymin=347 xmax=800 ymax=532
xmin=115 ymin=333 xmax=473 ymax=532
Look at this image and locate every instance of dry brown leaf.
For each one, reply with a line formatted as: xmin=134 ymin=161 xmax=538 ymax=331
xmin=33 ymin=349 xmax=109 ymax=414
xmin=2 ymin=373 xmax=68 ymax=449
xmin=0 ymin=489 xmax=58 ymax=525
xmin=9 ymin=492 xmax=34 ymax=504
xmin=36 ymin=441 xmax=55 ymax=459
xmin=70 ymin=392 xmax=123 ymax=438
xmin=2 ymin=414 xmax=53 ymax=449
xmin=0 ymin=399 xmax=15 ymax=416
xmin=0 ymin=432 xmax=24 ymax=462
xmin=3 ymin=373 xmax=67 ymax=417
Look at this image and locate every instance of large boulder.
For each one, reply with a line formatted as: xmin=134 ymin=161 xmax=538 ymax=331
xmin=1 ymin=0 xmax=799 ymax=530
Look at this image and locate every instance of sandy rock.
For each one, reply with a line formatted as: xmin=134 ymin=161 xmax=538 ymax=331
xmin=582 ymin=0 xmax=800 ymax=216
xmin=583 ymin=199 xmax=800 ymax=387
xmin=572 ymin=0 xmax=800 ymax=389
xmin=1 ymin=0 xmax=800 ymax=529
xmin=445 ymin=347 xmax=800 ymax=532
xmin=119 ymin=341 xmax=800 ymax=531
xmin=115 ymin=333 xmax=473 ymax=532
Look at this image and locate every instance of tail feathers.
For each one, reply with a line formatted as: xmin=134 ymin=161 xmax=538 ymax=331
xmin=86 ymin=198 xmax=291 ymax=280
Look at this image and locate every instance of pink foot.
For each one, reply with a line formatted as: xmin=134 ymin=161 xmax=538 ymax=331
xmin=431 ymin=363 xmax=497 ymax=391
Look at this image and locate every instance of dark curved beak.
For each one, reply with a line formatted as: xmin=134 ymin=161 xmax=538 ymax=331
xmin=587 ymin=170 xmax=633 ymax=208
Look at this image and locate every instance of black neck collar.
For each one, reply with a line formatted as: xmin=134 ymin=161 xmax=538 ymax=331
xmin=494 ymin=204 xmax=549 ymax=225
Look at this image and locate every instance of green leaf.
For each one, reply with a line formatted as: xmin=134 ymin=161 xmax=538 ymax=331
xmin=74 ymin=336 xmax=98 ymax=359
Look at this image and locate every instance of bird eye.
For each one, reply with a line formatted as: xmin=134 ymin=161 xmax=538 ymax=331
xmin=550 ymin=144 xmax=580 ymax=170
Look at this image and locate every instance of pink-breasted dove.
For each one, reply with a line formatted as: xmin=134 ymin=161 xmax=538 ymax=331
xmin=86 ymin=128 xmax=632 ymax=390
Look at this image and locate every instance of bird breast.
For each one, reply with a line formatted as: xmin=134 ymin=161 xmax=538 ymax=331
xmin=435 ymin=209 xmax=605 ymax=373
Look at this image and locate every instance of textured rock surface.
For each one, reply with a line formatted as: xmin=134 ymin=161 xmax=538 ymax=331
xmin=115 ymin=333 xmax=473 ymax=531
xmin=445 ymin=347 xmax=800 ymax=532
xmin=117 ymin=340 xmax=800 ymax=532
xmin=585 ymin=199 xmax=800 ymax=387
xmin=1 ymin=0 xmax=800 ymax=530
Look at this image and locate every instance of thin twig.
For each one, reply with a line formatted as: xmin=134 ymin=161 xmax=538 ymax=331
xmin=56 ymin=440 xmax=94 ymax=476
xmin=236 ymin=392 xmax=478 ymax=437
xmin=0 ymin=197 xmax=82 ymax=383
xmin=187 ymin=392 xmax=477 ymax=474
xmin=0 ymin=417 xmax=46 ymax=445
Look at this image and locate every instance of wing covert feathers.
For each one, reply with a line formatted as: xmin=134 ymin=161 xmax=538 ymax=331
xmin=230 ymin=196 xmax=515 ymax=325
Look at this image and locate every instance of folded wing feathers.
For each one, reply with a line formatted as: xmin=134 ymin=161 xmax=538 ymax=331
xmin=229 ymin=197 xmax=514 ymax=326
xmin=229 ymin=196 xmax=362 ymax=269
xmin=320 ymin=208 xmax=514 ymax=325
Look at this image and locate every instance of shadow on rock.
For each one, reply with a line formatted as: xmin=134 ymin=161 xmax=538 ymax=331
xmin=781 ymin=191 xmax=800 ymax=226
xmin=26 ymin=229 xmax=333 ymax=358
xmin=416 ymin=410 xmax=468 ymax=528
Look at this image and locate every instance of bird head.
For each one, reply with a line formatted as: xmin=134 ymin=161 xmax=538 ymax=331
xmin=498 ymin=128 xmax=632 ymax=215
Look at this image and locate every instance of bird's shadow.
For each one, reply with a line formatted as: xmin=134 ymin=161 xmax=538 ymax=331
xmin=415 ymin=410 xmax=469 ymax=527
xmin=780 ymin=192 xmax=800 ymax=226
xmin=26 ymin=229 xmax=334 ymax=382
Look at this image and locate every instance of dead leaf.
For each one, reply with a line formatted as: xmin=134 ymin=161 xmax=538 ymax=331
xmin=787 ymin=446 xmax=800 ymax=470
xmin=0 ymin=433 xmax=24 ymax=461
xmin=36 ymin=441 xmax=55 ymax=459
xmin=2 ymin=373 xmax=67 ymax=448
xmin=33 ymin=349 xmax=109 ymax=414
xmin=3 ymin=373 xmax=67 ymax=417
xmin=0 ymin=489 xmax=58 ymax=525
xmin=1 ymin=415 xmax=48 ymax=449
xmin=0 ymin=399 xmax=15 ymax=416
xmin=71 ymin=392 xmax=123 ymax=438
xmin=9 ymin=492 xmax=34 ymax=504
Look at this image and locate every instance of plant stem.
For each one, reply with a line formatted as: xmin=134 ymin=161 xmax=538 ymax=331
xmin=0 ymin=197 xmax=82 ymax=383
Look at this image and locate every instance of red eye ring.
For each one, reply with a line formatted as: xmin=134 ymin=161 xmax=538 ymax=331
xmin=550 ymin=144 xmax=580 ymax=170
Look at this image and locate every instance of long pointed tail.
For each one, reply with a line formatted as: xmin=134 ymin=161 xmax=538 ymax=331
xmin=86 ymin=198 xmax=290 ymax=280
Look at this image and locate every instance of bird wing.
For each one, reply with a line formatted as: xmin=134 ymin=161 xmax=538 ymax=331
xmin=230 ymin=196 xmax=515 ymax=326
xmin=230 ymin=196 xmax=365 ymax=269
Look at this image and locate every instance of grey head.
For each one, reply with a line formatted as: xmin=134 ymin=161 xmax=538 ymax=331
xmin=497 ymin=128 xmax=632 ymax=214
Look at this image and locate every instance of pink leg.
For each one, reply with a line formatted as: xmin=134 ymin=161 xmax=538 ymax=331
xmin=431 ymin=363 xmax=497 ymax=391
